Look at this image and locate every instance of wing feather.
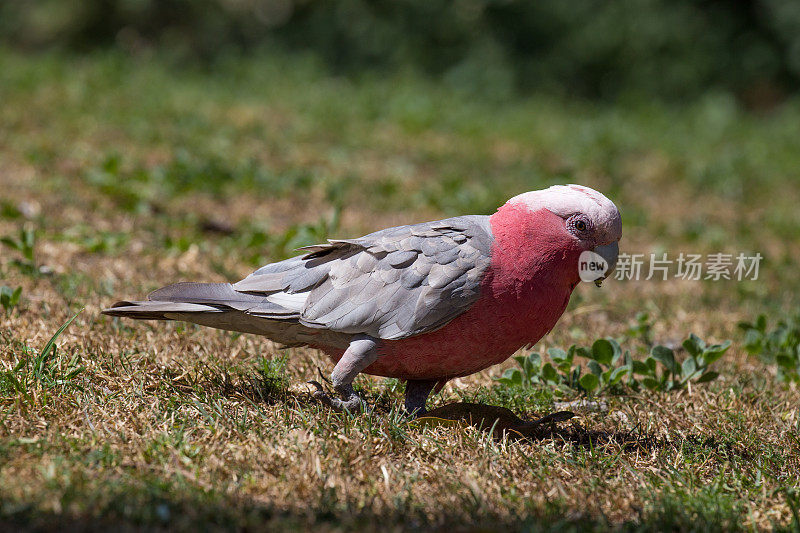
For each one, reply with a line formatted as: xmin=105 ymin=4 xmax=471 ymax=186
xmin=229 ymin=215 xmax=494 ymax=340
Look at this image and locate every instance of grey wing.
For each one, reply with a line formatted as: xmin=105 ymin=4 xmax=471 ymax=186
xmin=232 ymin=215 xmax=495 ymax=340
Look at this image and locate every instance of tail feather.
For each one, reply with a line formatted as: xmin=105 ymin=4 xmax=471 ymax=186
xmin=101 ymin=282 xmax=297 ymax=320
xmin=102 ymin=283 xmax=352 ymax=348
xmin=148 ymin=282 xmax=267 ymax=311
xmin=102 ymin=300 xmax=222 ymax=320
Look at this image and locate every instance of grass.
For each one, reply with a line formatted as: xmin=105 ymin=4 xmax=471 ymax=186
xmin=1 ymin=47 xmax=799 ymax=530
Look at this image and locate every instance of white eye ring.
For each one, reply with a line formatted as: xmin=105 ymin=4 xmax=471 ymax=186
xmin=568 ymin=215 xmax=592 ymax=235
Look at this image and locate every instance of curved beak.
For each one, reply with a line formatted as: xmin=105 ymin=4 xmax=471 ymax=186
xmin=592 ymin=241 xmax=619 ymax=287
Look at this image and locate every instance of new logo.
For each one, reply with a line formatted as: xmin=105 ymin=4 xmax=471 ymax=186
xmin=578 ymin=250 xmax=609 ymax=283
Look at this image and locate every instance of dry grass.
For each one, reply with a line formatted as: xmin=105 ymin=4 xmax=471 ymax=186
xmin=1 ymin=50 xmax=799 ymax=531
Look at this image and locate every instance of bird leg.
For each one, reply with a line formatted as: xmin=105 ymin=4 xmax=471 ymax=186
xmin=309 ymin=335 xmax=379 ymax=413
xmin=404 ymin=379 xmax=447 ymax=417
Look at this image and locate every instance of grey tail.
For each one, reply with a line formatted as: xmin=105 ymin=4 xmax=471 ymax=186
xmin=101 ymin=282 xmax=277 ymax=321
xmin=101 ymin=300 xmax=222 ymax=320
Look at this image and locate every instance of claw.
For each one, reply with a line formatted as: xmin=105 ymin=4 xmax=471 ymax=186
xmin=308 ymin=381 xmax=369 ymax=414
xmin=316 ymin=368 xmax=331 ymax=384
xmin=307 ymin=380 xmax=325 ymax=393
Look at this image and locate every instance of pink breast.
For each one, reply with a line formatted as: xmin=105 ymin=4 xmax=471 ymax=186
xmin=362 ymin=277 xmax=572 ymax=379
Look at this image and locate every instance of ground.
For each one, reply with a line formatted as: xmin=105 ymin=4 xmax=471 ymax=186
xmin=0 ymin=50 xmax=799 ymax=531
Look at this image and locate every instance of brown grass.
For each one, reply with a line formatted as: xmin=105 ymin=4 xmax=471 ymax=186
xmin=1 ymin=52 xmax=799 ymax=531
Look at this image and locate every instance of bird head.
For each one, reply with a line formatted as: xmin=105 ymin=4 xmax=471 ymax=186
xmin=494 ymin=184 xmax=622 ymax=287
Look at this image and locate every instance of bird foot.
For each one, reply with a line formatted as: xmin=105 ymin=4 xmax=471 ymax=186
xmin=308 ymin=381 xmax=370 ymax=414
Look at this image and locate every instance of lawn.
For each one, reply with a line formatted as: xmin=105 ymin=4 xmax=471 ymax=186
xmin=1 ymin=49 xmax=799 ymax=531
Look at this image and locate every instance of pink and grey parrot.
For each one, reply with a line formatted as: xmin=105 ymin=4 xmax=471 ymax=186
xmin=103 ymin=184 xmax=621 ymax=415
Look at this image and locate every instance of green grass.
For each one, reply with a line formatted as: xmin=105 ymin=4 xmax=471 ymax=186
xmin=1 ymin=48 xmax=799 ymax=530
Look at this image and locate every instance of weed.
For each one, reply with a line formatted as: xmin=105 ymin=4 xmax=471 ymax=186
xmin=33 ymin=308 xmax=84 ymax=385
xmin=0 ymin=309 xmax=85 ymax=402
xmin=740 ymin=314 xmax=800 ymax=383
xmin=495 ymin=334 xmax=730 ymax=396
xmin=0 ymin=285 xmax=22 ymax=316
xmin=70 ymin=230 xmax=129 ymax=255
xmin=1 ymin=227 xmax=36 ymax=274
xmin=0 ymin=200 xmax=23 ymax=219
xmin=625 ymin=311 xmax=653 ymax=348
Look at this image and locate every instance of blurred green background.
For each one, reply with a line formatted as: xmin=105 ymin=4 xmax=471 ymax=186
xmin=4 ymin=0 xmax=800 ymax=104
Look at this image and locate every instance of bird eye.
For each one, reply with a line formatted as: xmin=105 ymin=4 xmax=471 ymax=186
xmin=575 ymin=220 xmax=587 ymax=232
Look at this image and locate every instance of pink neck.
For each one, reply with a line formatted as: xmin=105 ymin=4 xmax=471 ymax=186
xmin=479 ymin=203 xmax=584 ymax=346
xmin=488 ymin=204 xmax=583 ymax=291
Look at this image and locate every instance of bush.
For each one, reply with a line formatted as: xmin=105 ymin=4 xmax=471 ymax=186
xmin=3 ymin=0 xmax=800 ymax=101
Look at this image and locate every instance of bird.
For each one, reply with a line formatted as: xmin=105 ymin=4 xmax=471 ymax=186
xmin=102 ymin=184 xmax=621 ymax=416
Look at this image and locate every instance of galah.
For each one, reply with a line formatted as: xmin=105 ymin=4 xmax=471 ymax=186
xmin=103 ymin=184 xmax=621 ymax=415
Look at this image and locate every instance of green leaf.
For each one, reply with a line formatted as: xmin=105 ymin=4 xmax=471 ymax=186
xmin=696 ymin=371 xmax=719 ymax=383
xmin=0 ymin=286 xmax=22 ymax=315
xmin=624 ymin=350 xmax=633 ymax=368
xmin=567 ymin=345 xmax=577 ymax=359
xmin=642 ymin=377 xmax=660 ymax=391
xmin=681 ymin=357 xmax=697 ymax=379
xmin=579 ymin=373 xmax=599 ymax=392
xmin=495 ymin=368 xmax=518 ymax=386
xmin=548 ymin=347 xmax=567 ymax=362
xmin=609 ymin=366 xmax=630 ymax=385
xmin=651 ymin=345 xmax=677 ymax=375
xmin=623 ymin=351 xmax=636 ymax=385
xmin=682 ymin=334 xmax=704 ymax=357
xmin=10 ymin=286 xmax=21 ymax=307
xmin=556 ymin=360 xmax=573 ymax=374
xmin=21 ymin=228 xmax=35 ymax=261
xmin=35 ymin=308 xmax=84 ymax=381
xmin=742 ymin=329 xmax=764 ymax=354
xmin=776 ymin=354 xmax=796 ymax=370
xmin=666 ymin=378 xmax=683 ymax=391
xmin=590 ymin=339 xmax=614 ymax=366
xmin=567 ymin=366 xmax=581 ymax=388
xmin=552 ymin=346 xmax=574 ymax=373
xmin=609 ymin=339 xmax=623 ymax=365
xmin=0 ymin=236 xmax=20 ymax=251
xmin=632 ymin=360 xmax=652 ymax=375
xmin=702 ymin=340 xmax=731 ymax=364
xmin=575 ymin=346 xmax=592 ymax=360
xmin=542 ymin=363 xmax=559 ymax=383
xmin=587 ymin=360 xmax=603 ymax=376
xmin=519 ymin=357 xmax=533 ymax=380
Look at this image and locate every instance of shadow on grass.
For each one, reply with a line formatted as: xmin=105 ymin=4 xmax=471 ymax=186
xmin=416 ymin=402 xmax=755 ymax=461
xmin=0 ymin=481 xmax=751 ymax=533
xmin=202 ymin=368 xmax=290 ymax=406
xmin=200 ymin=367 xmax=399 ymax=412
xmin=0 ymin=499 xmax=606 ymax=533
xmin=189 ymin=368 xmax=754 ymax=463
